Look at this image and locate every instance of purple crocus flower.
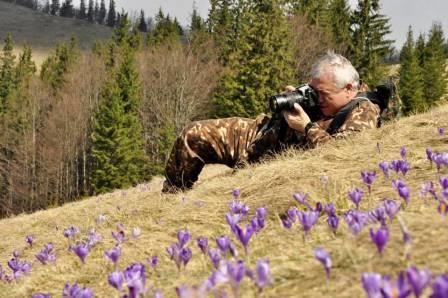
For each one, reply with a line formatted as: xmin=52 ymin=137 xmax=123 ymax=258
xmin=7 ymin=257 xmax=32 ymax=280
xmin=406 ymin=266 xmax=431 ymax=298
xmin=420 ymin=181 xmax=438 ymax=200
xmin=235 ymin=224 xmax=254 ymax=254
xmin=314 ymin=247 xmax=331 ymax=279
xmin=344 ymin=210 xmax=369 ymax=235
xmin=348 ymin=188 xmax=363 ymax=209
xmin=393 ymin=179 xmax=410 ymax=205
xmin=167 ymin=244 xmax=191 ymax=270
xmin=369 ymin=207 xmax=387 ymax=226
xmin=153 ymin=289 xmax=164 ymax=298
xmin=426 ymin=148 xmax=434 ymax=165
xmin=370 ymin=226 xmax=389 ymax=255
xmin=361 ymin=171 xmax=376 ymax=194
xmin=62 ymin=283 xmax=93 ymax=298
xmin=390 ymin=160 xmax=410 ymax=176
xmin=216 ymin=236 xmax=231 ymax=254
xmin=63 ymin=226 xmax=80 ymax=238
xmin=293 ymin=192 xmax=312 ymax=209
xmin=438 ymin=127 xmax=446 ymax=136
xmin=227 ymin=260 xmax=247 ymax=296
xmin=383 ymin=199 xmax=401 ymax=221
xmin=381 ymin=273 xmax=412 ymax=298
xmin=430 ymin=274 xmax=448 ymax=298
xmin=232 ymin=188 xmax=241 ymax=199
xmin=286 ymin=207 xmax=298 ymax=221
xmin=104 ymin=247 xmax=121 ymax=264
xmin=31 ymin=294 xmax=51 ymax=298
xmin=112 ymin=230 xmax=126 ymax=244
xmin=433 ymin=152 xmax=448 ymax=172
xmin=379 ymin=161 xmax=390 ymax=178
xmin=35 ymin=243 xmax=56 ymax=264
xmin=108 ymin=271 xmax=124 ymax=290
xmin=74 ymin=243 xmax=89 ymax=263
xmin=226 ymin=213 xmax=241 ymax=234
xmin=180 ymin=248 xmax=192 ymax=267
xmin=440 ymin=177 xmax=448 ymax=190
xmin=208 ymin=249 xmax=222 ymax=269
xmin=25 ymin=235 xmax=34 ymax=247
xmin=86 ymin=229 xmax=102 ymax=248
xmin=177 ymin=230 xmax=191 ymax=248
xmin=229 ymin=200 xmax=249 ymax=215
xmin=324 ymin=203 xmax=336 ymax=217
xmin=255 ymin=259 xmax=271 ymax=291
xmin=400 ymin=146 xmax=407 ymax=159
xmin=327 ymin=215 xmax=339 ymax=233
xmin=148 ymin=256 xmax=158 ymax=269
xmin=281 ymin=217 xmax=293 ymax=229
xmin=123 ymin=263 xmax=146 ymax=298
xmin=361 ymin=272 xmax=382 ymax=298
xmin=297 ymin=210 xmax=319 ymax=234
xmin=197 ymin=237 xmax=209 ymax=254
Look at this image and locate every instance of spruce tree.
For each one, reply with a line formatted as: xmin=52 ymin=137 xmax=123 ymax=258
xmin=212 ymin=0 xmax=295 ymax=117
xmin=79 ymin=0 xmax=87 ymax=19
xmin=190 ymin=5 xmax=206 ymax=36
xmin=350 ymin=0 xmax=393 ymax=86
xmin=0 ymin=34 xmax=16 ymax=114
xmin=98 ymin=0 xmax=106 ymax=24
xmin=398 ymin=26 xmax=425 ymax=114
xmin=415 ymin=33 xmax=426 ymax=67
xmin=207 ymin=0 xmax=235 ymax=65
xmin=91 ymin=17 xmax=149 ymax=194
xmin=50 ymin=0 xmax=60 ymax=15
xmin=94 ymin=0 xmax=100 ymax=23
xmin=326 ymin=0 xmax=352 ymax=53
xmin=87 ymin=0 xmax=94 ymax=22
xmin=292 ymin=0 xmax=330 ymax=26
xmin=43 ymin=0 xmax=50 ymax=14
xmin=147 ymin=9 xmax=183 ymax=46
xmin=106 ymin=0 xmax=116 ymax=27
xmin=60 ymin=0 xmax=74 ymax=18
xmin=137 ymin=10 xmax=147 ymax=32
xmin=422 ymin=22 xmax=447 ymax=105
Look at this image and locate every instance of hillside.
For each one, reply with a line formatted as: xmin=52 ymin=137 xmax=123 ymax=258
xmin=0 ymin=104 xmax=448 ymax=297
xmin=0 ymin=1 xmax=112 ymax=49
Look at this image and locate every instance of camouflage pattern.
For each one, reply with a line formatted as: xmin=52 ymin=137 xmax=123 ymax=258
xmin=162 ymin=100 xmax=380 ymax=193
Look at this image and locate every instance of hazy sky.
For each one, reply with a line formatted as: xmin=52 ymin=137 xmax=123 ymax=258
xmin=74 ymin=0 xmax=448 ymax=48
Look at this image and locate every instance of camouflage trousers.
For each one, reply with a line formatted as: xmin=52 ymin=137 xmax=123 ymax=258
xmin=162 ymin=114 xmax=299 ymax=192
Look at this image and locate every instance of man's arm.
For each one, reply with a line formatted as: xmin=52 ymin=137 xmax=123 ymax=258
xmin=306 ymin=100 xmax=380 ymax=147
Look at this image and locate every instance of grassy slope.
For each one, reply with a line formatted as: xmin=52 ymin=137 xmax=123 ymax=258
xmin=0 ymin=1 xmax=112 ymax=69
xmin=0 ymin=105 xmax=448 ymax=297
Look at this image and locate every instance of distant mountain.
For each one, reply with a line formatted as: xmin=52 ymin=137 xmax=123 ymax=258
xmin=0 ymin=1 xmax=112 ymax=49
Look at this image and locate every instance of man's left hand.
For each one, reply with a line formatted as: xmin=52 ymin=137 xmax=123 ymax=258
xmin=283 ymin=103 xmax=311 ymax=134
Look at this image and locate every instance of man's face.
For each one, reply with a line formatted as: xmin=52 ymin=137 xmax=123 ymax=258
xmin=310 ymin=70 xmax=354 ymax=117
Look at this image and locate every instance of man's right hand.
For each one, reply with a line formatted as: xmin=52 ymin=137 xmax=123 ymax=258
xmin=284 ymin=85 xmax=296 ymax=93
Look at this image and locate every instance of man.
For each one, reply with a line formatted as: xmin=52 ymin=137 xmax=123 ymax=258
xmin=162 ymin=52 xmax=382 ymax=193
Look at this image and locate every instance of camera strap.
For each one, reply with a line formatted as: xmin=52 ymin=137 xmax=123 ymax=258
xmin=326 ymin=96 xmax=369 ymax=136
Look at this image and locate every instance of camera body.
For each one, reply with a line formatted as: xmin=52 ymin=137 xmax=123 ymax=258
xmin=269 ymin=84 xmax=318 ymax=114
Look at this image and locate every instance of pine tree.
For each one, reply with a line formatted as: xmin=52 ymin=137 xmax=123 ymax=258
xmin=190 ymin=4 xmax=206 ymax=36
xmin=398 ymin=26 xmax=425 ymax=114
xmin=106 ymin=0 xmax=116 ymax=27
xmin=422 ymin=22 xmax=447 ymax=105
xmin=350 ymin=0 xmax=393 ymax=86
xmin=137 ymin=10 xmax=147 ymax=32
xmin=79 ymin=0 xmax=87 ymax=19
xmin=91 ymin=18 xmax=149 ymax=194
xmin=50 ymin=0 xmax=60 ymax=15
xmin=212 ymin=0 xmax=295 ymax=117
xmin=97 ymin=0 xmax=106 ymax=24
xmin=147 ymin=9 xmax=183 ymax=46
xmin=87 ymin=0 xmax=94 ymax=22
xmin=0 ymin=34 xmax=16 ymax=114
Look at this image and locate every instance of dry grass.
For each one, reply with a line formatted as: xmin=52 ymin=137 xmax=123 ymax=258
xmin=1 ymin=105 xmax=448 ymax=297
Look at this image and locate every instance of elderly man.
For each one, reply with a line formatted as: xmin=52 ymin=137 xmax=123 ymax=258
xmin=162 ymin=52 xmax=384 ymax=193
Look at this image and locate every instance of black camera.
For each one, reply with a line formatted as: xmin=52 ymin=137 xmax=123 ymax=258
xmin=269 ymin=84 xmax=318 ymax=114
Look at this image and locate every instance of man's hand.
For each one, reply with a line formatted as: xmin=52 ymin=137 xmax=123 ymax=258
xmin=283 ymin=103 xmax=311 ymax=134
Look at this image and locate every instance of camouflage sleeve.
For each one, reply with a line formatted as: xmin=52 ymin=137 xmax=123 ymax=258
xmin=305 ymin=100 xmax=380 ymax=147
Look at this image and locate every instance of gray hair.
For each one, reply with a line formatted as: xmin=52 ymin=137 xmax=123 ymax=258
xmin=311 ymin=51 xmax=360 ymax=89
